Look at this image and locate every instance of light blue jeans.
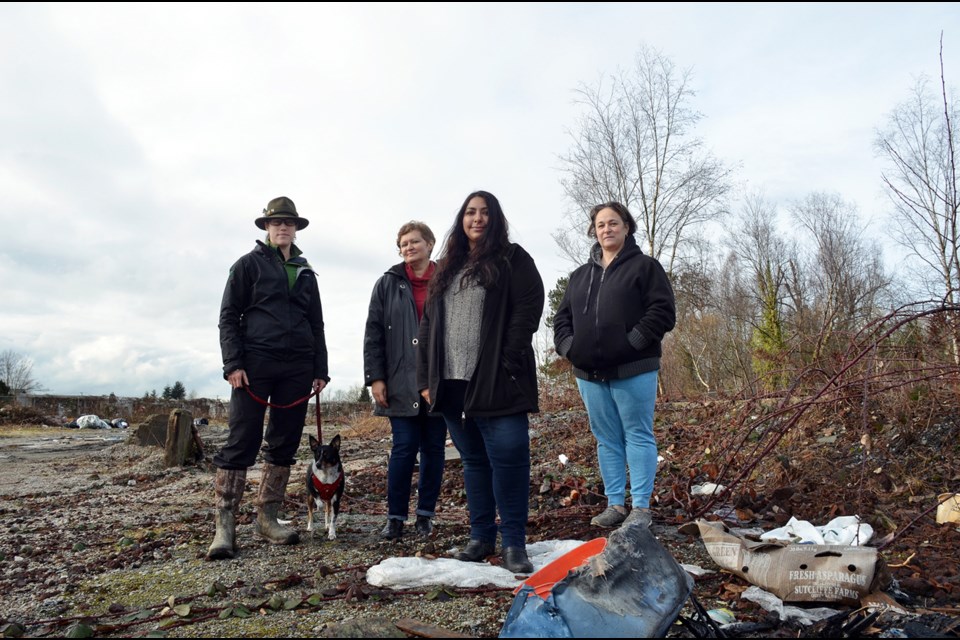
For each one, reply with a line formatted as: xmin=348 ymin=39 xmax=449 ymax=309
xmin=577 ymin=370 xmax=659 ymax=509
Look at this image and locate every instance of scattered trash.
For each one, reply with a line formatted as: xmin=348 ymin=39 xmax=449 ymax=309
xmin=760 ymin=515 xmax=874 ymax=546
xmin=680 ymin=563 xmax=715 ymax=577
xmin=76 ymin=415 xmax=111 ymax=429
xmin=193 ymin=417 xmax=209 ymax=427
xmin=681 ymin=519 xmax=890 ymax=604
xmin=690 ymin=482 xmax=726 ymax=496
xmin=741 ymin=585 xmax=839 ymax=625
xmin=558 ymin=454 xmax=568 ymax=466
xmin=366 ymin=540 xmax=586 ymax=589
xmin=499 ymin=523 xmax=692 ymax=637
xmin=111 ymin=418 xmax=129 ymax=429
xmin=706 ymin=607 xmax=736 ymax=624
xmin=935 ymin=493 xmax=960 ymax=525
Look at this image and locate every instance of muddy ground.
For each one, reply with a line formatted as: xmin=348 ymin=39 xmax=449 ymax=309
xmin=0 ymin=403 xmax=958 ymax=638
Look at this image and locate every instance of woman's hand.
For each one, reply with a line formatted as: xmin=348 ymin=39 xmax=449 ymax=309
xmin=227 ymin=369 xmax=249 ymax=389
xmin=312 ymin=379 xmax=327 ymax=394
xmin=420 ymin=388 xmax=431 ymax=406
xmin=372 ymin=380 xmax=388 ymax=408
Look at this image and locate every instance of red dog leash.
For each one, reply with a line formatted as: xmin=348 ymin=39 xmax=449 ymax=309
xmin=243 ymin=386 xmax=324 ymax=441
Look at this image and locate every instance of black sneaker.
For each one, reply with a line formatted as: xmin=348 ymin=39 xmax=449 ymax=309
xmin=381 ymin=519 xmax=403 ymax=541
xmin=414 ymin=515 xmax=433 ymax=537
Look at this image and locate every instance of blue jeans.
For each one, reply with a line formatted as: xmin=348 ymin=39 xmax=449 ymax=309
xmin=443 ymin=412 xmax=530 ymax=549
xmin=386 ymin=414 xmax=448 ymax=520
xmin=577 ymin=370 xmax=659 ymax=509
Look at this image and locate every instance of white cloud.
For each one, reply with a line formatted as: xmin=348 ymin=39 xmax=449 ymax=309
xmin=1 ymin=2 xmax=958 ymax=400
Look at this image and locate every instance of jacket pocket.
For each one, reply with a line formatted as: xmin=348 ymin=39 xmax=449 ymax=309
xmin=596 ymin=323 xmax=632 ymax=365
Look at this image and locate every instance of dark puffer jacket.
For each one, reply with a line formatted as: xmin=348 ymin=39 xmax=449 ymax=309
xmin=417 ymin=244 xmax=545 ymax=417
xmin=553 ymin=235 xmax=675 ymax=381
xmin=363 ymin=263 xmax=427 ymax=417
xmin=219 ymin=241 xmax=329 ymax=381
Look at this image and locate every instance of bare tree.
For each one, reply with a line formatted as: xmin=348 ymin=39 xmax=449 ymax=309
xmin=0 ymin=350 xmax=41 ymax=395
xmin=788 ymin=193 xmax=891 ymax=362
xmin=727 ymin=192 xmax=794 ymax=389
xmin=874 ymin=37 xmax=959 ymax=359
xmin=556 ymin=44 xmax=734 ymax=273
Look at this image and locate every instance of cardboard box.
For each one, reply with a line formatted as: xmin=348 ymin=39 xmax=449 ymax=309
xmin=681 ymin=519 xmax=890 ymax=604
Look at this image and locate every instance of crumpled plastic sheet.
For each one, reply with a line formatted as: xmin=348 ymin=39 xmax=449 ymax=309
xmin=741 ymin=585 xmax=839 ymax=625
xmin=366 ymin=540 xmax=585 ymax=589
xmin=759 ymin=515 xmax=873 ymax=546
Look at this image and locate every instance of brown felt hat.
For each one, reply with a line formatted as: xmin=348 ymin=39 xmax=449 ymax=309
xmin=255 ymin=196 xmax=309 ymax=230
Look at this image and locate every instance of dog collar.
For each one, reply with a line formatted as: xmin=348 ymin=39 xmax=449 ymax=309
xmin=311 ymin=470 xmax=343 ymax=501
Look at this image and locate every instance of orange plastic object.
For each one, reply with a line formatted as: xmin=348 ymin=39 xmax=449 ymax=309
xmin=514 ymin=538 xmax=608 ymax=598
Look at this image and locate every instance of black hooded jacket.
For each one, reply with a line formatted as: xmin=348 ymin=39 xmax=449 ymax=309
xmin=416 ymin=244 xmax=545 ymax=417
xmin=363 ymin=263 xmax=426 ymax=417
xmin=553 ymin=235 xmax=675 ymax=381
xmin=219 ymin=241 xmax=329 ymax=381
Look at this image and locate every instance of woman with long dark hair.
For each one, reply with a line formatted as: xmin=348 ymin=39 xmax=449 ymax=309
xmin=417 ymin=190 xmax=544 ymax=574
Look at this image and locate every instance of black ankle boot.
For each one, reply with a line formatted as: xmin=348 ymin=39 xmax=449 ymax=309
xmin=414 ymin=515 xmax=433 ymax=537
xmin=381 ymin=519 xmax=403 ymax=541
xmin=454 ymin=539 xmax=495 ymax=562
xmin=501 ymin=546 xmax=533 ymax=574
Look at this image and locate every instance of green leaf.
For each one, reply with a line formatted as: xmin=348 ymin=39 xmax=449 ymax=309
xmin=267 ymin=594 xmax=284 ymax=610
xmin=172 ymin=604 xmax=191 ymax=617
xmin=283 ymin=597 xmax=302 ymax=610
xmin=1 ymin=623 xmax=26 ymax=638
xmin=65 ymin=624 xmax=94 ymax=638
xmin=218 ymin=608 xmax=233 ymax=619
xmin=206 ymin=581 xmax=228 ymax=597
xmin=233 ymin=605 xmax=251 ymax=618
xmin=306 ymin=593 xmax=323 ymax=606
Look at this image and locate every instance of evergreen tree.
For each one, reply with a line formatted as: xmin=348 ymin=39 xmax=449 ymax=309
xmin=170 ymin=381 xmax=186 ymax=400
xmin=358 ymin=385 xmax=372 ymax=404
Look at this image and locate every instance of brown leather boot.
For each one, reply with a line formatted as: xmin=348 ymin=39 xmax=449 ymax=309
xmin=255 ymin=463 xmax=300 ymax=545
xmin=206 ymin=468 xmax=247 ymax=560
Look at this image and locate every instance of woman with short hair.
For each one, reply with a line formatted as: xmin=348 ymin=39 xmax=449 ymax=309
xmin=209 ymin=196 xmax=329 ymax=560
xmin=364 ymin=220 xmax=447 ymax=541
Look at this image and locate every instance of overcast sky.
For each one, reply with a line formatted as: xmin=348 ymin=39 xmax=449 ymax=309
xmin=2 ymin=2 xmax=958 ymax=401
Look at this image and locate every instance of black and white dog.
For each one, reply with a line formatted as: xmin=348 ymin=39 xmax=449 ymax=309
xmin=306 ymin=434 xmax=345 ymax=540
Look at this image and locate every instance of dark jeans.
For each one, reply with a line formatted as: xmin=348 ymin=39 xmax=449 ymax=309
xmin=214 ymin=357 xmax=313 ymax=469
xmin=386 ymin=413 xmax=448 ymax=520
xmin=443 ymin=411 xmax=531 ymax=549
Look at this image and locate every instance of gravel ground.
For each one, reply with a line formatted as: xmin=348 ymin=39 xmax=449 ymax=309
xmin=2 ymin=412 xmax=957 ymax=638
xmin=0 ymin=422 xmax=554 ymax=638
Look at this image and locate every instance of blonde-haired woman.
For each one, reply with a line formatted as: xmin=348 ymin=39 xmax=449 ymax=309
xmin=364 ymin=221 xmax=447 ymax=540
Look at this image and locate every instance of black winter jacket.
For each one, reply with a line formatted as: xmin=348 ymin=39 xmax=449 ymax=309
xmin=363 ymin=263 xmax=429 ymax=417
xmin=553 ymin=235 xmax=675 ymax=381
xmin=219 ymin=241 xmax=330 ymax=381
xmin=417 ymin=244 xmax=545 ymax=417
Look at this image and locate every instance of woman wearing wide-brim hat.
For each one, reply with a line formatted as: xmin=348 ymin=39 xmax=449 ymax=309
xmin=208 ymin=196 xmax=330 ymax=561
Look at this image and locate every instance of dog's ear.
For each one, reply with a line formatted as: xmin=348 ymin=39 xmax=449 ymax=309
xmin=330 ymin=434 xmax=341 ymax=451
xmin=309 ymin=435 xmax=319 ymax=449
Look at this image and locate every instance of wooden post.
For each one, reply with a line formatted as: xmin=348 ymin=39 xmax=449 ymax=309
xmin=164 ymin=408 xmax=194 ymax=467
